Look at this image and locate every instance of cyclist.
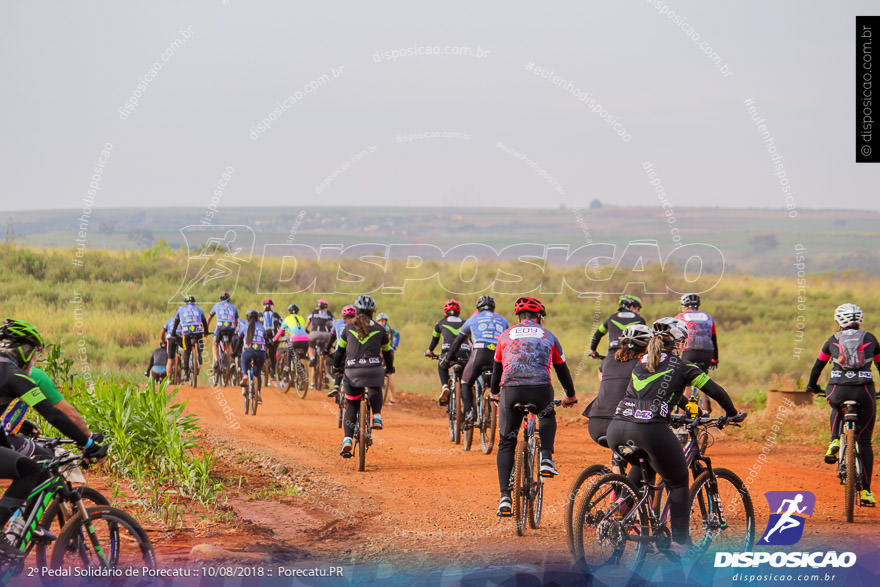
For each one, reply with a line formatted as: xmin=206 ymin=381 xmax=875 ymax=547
xmin=161 ymin=314 xmax=182 ymax=380
xmin=306 ymin=299 xmax=334 ymax=386
xmin=606 ymin=317 xmax=739 ymax=554
xmin=334 ymin=295 xmax=394 ymax=456
xmin=492 ymin=297 xmax=578 ymax=517
xmin=171 ymin=295 xmax=209 ymax=380
xmin=806 ymin=303 xmax=879 ymax=505
xmin=327 ymin=305 xmax=356 ymax=398
xmin=589 ymin=295 xmax=646 ymax=363
xmin=0 ymin=319 xmax=106 ymax=554
xmin=675 ymin=293 xmax=719 ymax=413
xmin=239 ymin=309 xmax=267 ymax=404
xmin=273 ymin=304 xmax=310 ymax=378
xmin=582 ymin=324 xmax=653 ymax=473
xmin=144 ymin=340 xmax=169 ymax=383
xmin=207 ymin=291 xmax=239 ymax=372
xmin=376 ymin=313 xmax=399 ymax=405
xmin=443 ymin=295 xmax=508 ymax=425
xmin=426 ymin=300 xmax=471 ymax=405
xmin=262 ymin=299 xmax=283 ymax=383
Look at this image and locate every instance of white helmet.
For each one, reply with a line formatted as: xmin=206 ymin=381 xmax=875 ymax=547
xmin=620 ymin=324 xmax=654 ymax=348
xmin=834 ymin=303 xmax=864 ymax=328
xmin=652 ymin=317 xmax=688 ymax=342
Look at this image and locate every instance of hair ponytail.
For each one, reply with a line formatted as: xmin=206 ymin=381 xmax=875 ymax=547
xmin=246 ymin=314 xmax=257 ymax=345
xmin=644 ymin=334 xmax=670 ymax=372
xmin=354 ymin=311 xmax=373 ymax=339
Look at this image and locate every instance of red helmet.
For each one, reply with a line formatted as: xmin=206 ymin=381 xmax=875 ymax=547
xmin=514 ymin=296 xmax=546 ymax=316
xmin=341 ymin=305 xmax=356 ymax=318
xmin=442 ymin=299 xmax=461 ymax=314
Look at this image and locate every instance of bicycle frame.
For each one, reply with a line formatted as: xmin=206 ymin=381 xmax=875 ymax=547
xmin=837 ymin=403 xmax=863 ymax=487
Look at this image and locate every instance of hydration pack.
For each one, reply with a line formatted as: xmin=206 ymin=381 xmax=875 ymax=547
xmin=832 ymin=329 xmax=869 ymax=370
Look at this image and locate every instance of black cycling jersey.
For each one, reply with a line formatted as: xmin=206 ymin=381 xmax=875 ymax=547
xmin=590 ymin=311 xmax=646 ymax=352
xmin=614 ymin=353 xmax=736 ymax=424
xmin=334 ymin=322 xmax=394 ymax=372
xmin=308 ymin=310 xmax=335 ymax=333
xmin=583 ymin=356 xmax=640 ymax=419
xmin=429 ymin=316 xmax=471 ymax=360
xmin=809 ymin=328 xmax=880 ymax=387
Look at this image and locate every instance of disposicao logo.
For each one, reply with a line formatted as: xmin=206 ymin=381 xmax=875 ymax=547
xmin=758 ymin=490 xmax=815 ymax=546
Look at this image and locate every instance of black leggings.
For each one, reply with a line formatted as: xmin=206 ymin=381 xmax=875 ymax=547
xmin=241 ymin=348 xmax=266 ymax=389
xmin=827 ymin=383 xmax=876 ymax=490
xmin=342 ymin=382 xmax=383 ymax=438
xmin=0 ymin=447 xmax=47 ymax=523
xmin=461 ymin=349 xmax=495 ymax=413
xmin=181 ymin=333 xmax=204 ymax=373
xmin=606 ymin=419 xmax=689 ymax=542
xmin=496 ymin=384 xmax=556 ymax=495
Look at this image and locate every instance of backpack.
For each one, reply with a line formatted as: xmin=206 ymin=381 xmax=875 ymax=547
xmin=832 ymin=329 xmax=869 ymax=370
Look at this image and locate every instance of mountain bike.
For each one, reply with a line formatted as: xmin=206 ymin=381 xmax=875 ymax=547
xmin=510 ymin=400 xmax=563 ymax=536
xmin=0 ymin=443 xmax=155 ymax=580
xmin=341 ymin=391 xmax=373 ymax=472
xmin=312 ymin=342 xmax=332 ymax=391
xmin=242 ymin=355 xmax=262 ymax=416
xmin=573 ymin=412 xmax=753 ymax=572
xmin=426 ymin=353 xmax=464 ymax=444
xmin=278 ymin=344 xmax=309 ymax=398
xmin=466 ymin=365 xmax=496 ymax=454
xmin=182 ymin=332 xmax=203 ymax=388
xmin=212 ymin=331 xmax=235 ymax=387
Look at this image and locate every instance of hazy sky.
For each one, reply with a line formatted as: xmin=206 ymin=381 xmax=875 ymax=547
xmin=1 ymin=1 xmax=877 ymax=212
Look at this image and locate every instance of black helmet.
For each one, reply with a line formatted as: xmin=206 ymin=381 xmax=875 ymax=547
xmin=476 ymin=295 xmax=495 ymax=311
xmin=288 ymin=304 xmax=299 ymax=314
xmin=246 ymin=308 xmax=260 ymax=320
xmin=354 ymin=295 xmax=376 ymax=313
xmin=219 ymin=291 xmax=231 ymax=301
xmin=184 ymin=294 xmax=196 ymax=304
xmin=681 ymin=293 xmax=700 ymax=309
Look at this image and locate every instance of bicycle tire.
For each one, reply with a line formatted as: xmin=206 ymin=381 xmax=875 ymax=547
xmin=573 ymin=473 xmax=647 ymax=573
xmin=463 ymin=396 xmax=474 ymax=452
xmin=250 ymin=377 xmax=258 ymax=416
xmin=357 ymin=398 xmax=367 ymax=472
xmin=688 ymin=467 xmax=755 ymax=558
xmin=382 ymin=375 xmax=390 ymax=407
xmin=845 ymin=426 xmax=856 ymax=523
xmin=564 ymin=464 xmax=611 ymax=557
xmin=484 ymin=400 xmax=497 ymax=455
xmin=453 ymin=378 xmax=463 ymax=445
xmin=295 ymin=360 xmax=309 ymax=398
xmin=36 ymin=487 xmax=110 ymax=569
xmin=528 ymin=435 xmax=543 ymax=529
xmin=337 ymin=394 xmax=344 ymax=428
xmin=512 ymin=442 xmax=527 ymax=536
xmin=243 ymin=383 xmax=250 ymax=415
xmin=447 ymin=382 xmax=456 ymax=443
xmin=50 ymin=505 xmax=156 ymax=571
xmin=190 ymin=344 xmax=199 ymax=388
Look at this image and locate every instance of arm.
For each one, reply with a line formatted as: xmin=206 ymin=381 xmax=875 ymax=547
xmin=207 ymin=313 xmax=215 ymax=329
xmin=692 ymin=374 xmax=736 ymax=417
xmin=201 ymin=313 xmax=209 ymax=332
xmin=807 ymin=343 xmax=832 ymax=390
xmin=552 ymin=362 xmax=576 ymax=398
xmin=381 ymin=330 xmax=394 ymax=373
xmin=446 ymin=332 xmax=468 ymax=359
xmin=711 ymin=332 xmax=719 ymax=363
xmin=427 ymin=326 xmax=441 ymax=353
xmin=172 ymin=314 xmax=180 ymax=333
xmin=55 ymin=398 xmax=92 ymax=436
xmin=590 ymin=322 xmax=608 ymax=352
xmin=333 ymin=333 xmax=347 ymax=373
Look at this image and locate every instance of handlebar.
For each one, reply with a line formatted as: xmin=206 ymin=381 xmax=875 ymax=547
xmin=424 ymin=352 xmax=439 ymax=360
xmin=669 ymin=411 xmax=747 ymax=429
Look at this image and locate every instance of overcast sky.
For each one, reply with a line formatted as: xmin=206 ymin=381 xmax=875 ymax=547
xmin=1 ymin=1 xmax=877 ymax=212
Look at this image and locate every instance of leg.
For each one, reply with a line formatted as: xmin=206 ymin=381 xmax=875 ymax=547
xmin=643 ymin=425 xmax=690 ymax=543
xmin=855 ymin=385 xmax=876 ymax=490
xmin=368 ymin=386 xmax=383 ymax=416
xmin=535 ymin=386 xmax=557 ymax=461
xmin=496 ymin=389 xmax=524 ymax=496
xmin=460 ymin=351 xmax=486 ymax=417
xmin=342 ymin=381 xmax=362 ymax=438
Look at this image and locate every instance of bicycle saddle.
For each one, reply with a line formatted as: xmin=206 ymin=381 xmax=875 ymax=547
xmin=513 ymin=403 xmax=539 ymax=414
xmin=615 ymin=442 xmax=648 ymax=459
xmin=597 ymin=435 xmax=609 ymax=448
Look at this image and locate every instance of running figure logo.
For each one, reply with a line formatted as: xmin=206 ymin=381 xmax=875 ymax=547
xmin=170 ymin=225 xmax=255 ymax=303
xmin=758 ymin=491 xmax=816 ymax=546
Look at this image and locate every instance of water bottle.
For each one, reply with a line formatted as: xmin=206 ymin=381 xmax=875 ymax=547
xmin=5 ymin=509 xmax=25 ymax=540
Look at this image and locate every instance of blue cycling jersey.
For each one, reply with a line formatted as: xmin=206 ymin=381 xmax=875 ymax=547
xmin=262 ymin=310 xmax=281 ymax=333
xmin=461 ymin=311 xmax=509 ymax=348
xmin=332 ymin=318 xmax=347 ymax=340
xmin=164 ymin=316 xmax=181 ymax=337
xmin=240 ymin=321 xmax=266 ymax=350
xmin=176 ymin=304 xmax=206 ymax=334
xmin=210 ymin=301 xmax=238 ymax=328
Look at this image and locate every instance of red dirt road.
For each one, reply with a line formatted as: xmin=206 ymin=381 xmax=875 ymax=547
xmin=173 ymin=383 xmax=880 ymax=571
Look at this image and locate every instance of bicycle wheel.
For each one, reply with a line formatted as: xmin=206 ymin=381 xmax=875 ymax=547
xmin=688 ymin=467 xmax=755 ymax=559
xmin=481 ymin=397 xmax=497 ymax=455
xmin=573 ymin=473 xmax=647 ymax=573
xmin=447 ymin=384 xmax=456 ymax=442
xmin=511 ymin=441 xmax=527 ymax=536
xmin=250 ymin=377 xmax=258 ymax=416
xmin=529 ymin=435 xmax=544 ymax=529
xmin=564 ymin=464 xmax=611 ymax=557
xmin=464 ymin=395 xmax=475 ymax=452
xmin=189 ymin=345 xmax=198 ymax=388
xmin=357 ymin=399 xmax=367 ymax=472
xmin=36 ymin=487 xmax=110 ymax=568
xmin=50 ymin=506 xmax=156 ymax=572
xmin=453 ymin=378 xmax=462 ymax=445
xmin=845 ymin=426 xmax=856 ymax=523
xmin=278 ymin=357 xmax=291 ymax=393
xmin=337 ymin=394 xmax=344 ymax=429
xmin=243 ymin=382 xmax=250 ymax=415
xmin=295 ymin=361 xmax=309 ymax=398
xmin=383 ymin=375 xmax=390 ymax=406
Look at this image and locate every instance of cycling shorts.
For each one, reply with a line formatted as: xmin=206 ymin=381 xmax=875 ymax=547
xmin=215 ymin=327 xmax=236 ymax=342
xmin=309 ymin=331 xmax=332 ymax=351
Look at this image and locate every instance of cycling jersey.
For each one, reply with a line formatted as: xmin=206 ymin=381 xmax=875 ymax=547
xmin=494 ymin=320 xmax=566 ymax=387
xmin=163 ymin=316 xmax=181 ymax=338
xmin=336 ymin=322 xmax=392 ymax=370
xmin=460 ymin=311 xmax=508 ymax=349
xmin=816 ymin=329 xmax=880 ymax=386
xmin=675 ymin=310 xmax=716 ymax=353
xmin=174 ymin=303 xmax=208 ymax=335
xmin=583 ymin=356 xmax=640 ymax=419
xmin=278 ymin=314 xmax=309 ymax=342
xmin=1 ymin=368 xmax=64 ymax=435
xmin=384 ymin=325 xmax=401 ymax=350
xmin=614 ymin=353 xmax=735 ymax=424
xmin=241 ymin=321 xmax=267 ymax=350
xmin=209 ymin=301 xmax=239 ymax=330
xmin=429 ymin=316 xmax=471 ymax=358
xmin=591 ymin=311 xmax=646 ymax=352
xmin=332 ymin=318 xmax=347 ymax=341
xmin=308 ymin=309 xmax=335 ymax=333
xmin=262 ymin=310 xmax=282 ymax=334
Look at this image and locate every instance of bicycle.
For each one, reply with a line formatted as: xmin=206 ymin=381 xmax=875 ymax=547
xmin=242 ymin=357 xmax=261 ymax=416
xmin=212 ymin=331 xmax=235 ymax=387
xmin=426 ymin=353 xmax=464 ymax=445
xmin=466 ymin=365 xmax=497 ymax=454
xmin=182 ymin=332 xmax=202 ymax=388
xmin=573 ymin=412 xmax=753 ymax=572
xmin=312 ymin=342 xmax=332 ymax=392
xmin=278 ymin=344 xmax=309 ymax=398
xmin=0 ymin=443 xmax=155 ymax=580
xmin=342 ymin=390 xmax=373 ymax=472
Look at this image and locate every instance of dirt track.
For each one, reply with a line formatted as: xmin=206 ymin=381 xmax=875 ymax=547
xmin=171 ymin=383 xmax=879 ymax=571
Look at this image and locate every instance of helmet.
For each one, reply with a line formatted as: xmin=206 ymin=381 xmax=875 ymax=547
xmin=0 ymin=319 xmax=44 ymax=368
xmin=618 ymin=295 xmax=643 ymax=311
xmin=288 ymin=304 xmax=299 ymax=314
xmin=184 ymin=294 xmax=196 ymax=303
xmin=443 ymin=299 xmax=461 ymax=314
xmin=317 ymin=299 xmax=329 ymax=309
xmin=514 ymin=296 xmax=546 ymax=316
xmin=353 ymin=295 xmax=376 ymax=313
xmin=681 ymin=293 xmax=701 ymax=309
xmin=376 ymin=313 xmax=389 ymax=322
xmin=834 ymin=303 xmax=864 ymax=328
xmin=246 ymin=308 xmax=260 ymax=321
xmin=652 ymin=317 xmax=689 ymax=342
xmin=219 ymin=291 xmax=231 ymax=301
xmin=476 ymin=295 xmax=496 ymax=311
xmin=619 ymin=324 xmax=654 ymax=348
xmin=263 ymin=298 xmax=274 ymax=307
xmin=341 ymin=305 xmax=356 ymax=318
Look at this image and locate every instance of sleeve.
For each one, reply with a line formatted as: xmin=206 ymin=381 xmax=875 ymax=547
xmin=28 ymin=368 xmax=63 ymax=404
xmin=696 ymin=378 xmax=737 ymax=417
xmin=817 ymin=337 xmax=833 ymax=362
xmin=380 ymin=327 xmax=393 ymax=352
xmin=428 ymin=322 xmax=441 ymax=352
xmin=147 ymin=353 xmax=155 ymax=371
xmin=337 ymin=327 xmax=348 ymax=349
xmin=490 ymin=359 xmax=502 ymax=395
xmin=447 ymin=332 xmax=468 ymax=358
xmin=172 ymin=311 xmax=181 ymax=332
xmin=209 ymin=304 xmax=217 ymax=318
xmin=590 ymin=327 xmax=604 ymax=352
xmin=494 ymin=337 xmax=505 ymax=363
xmin=711 ymin=332 xmax=719 ymax=362
xmin=550 ymin=335 xmax=566 ymax=365
xmin=553 ymin=362 xmax=575 ymax=397
xmin=12 ymin=373 xmax=89 ymax=444
xmin=201 ymin=312 xmax=209 ymax=332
